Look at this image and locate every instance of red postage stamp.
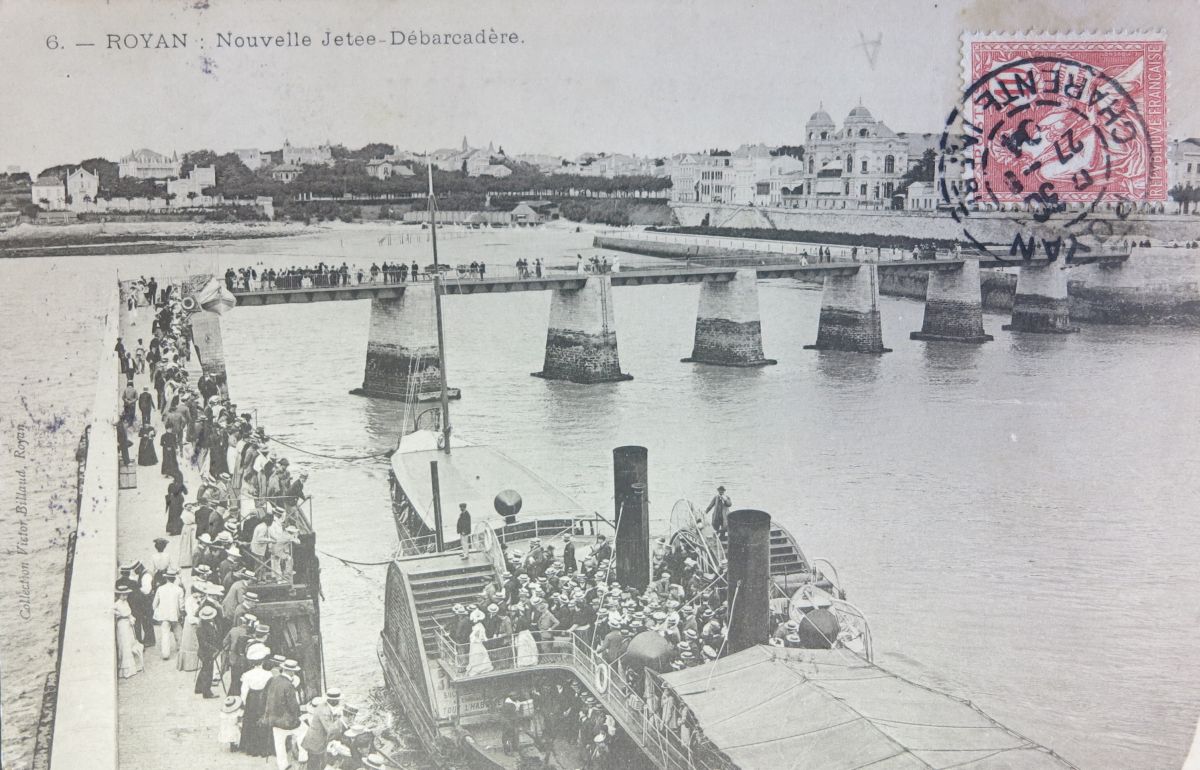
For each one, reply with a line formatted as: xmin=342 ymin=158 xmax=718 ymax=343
xmin=961 ymin=34 xmax=1167 ymax=205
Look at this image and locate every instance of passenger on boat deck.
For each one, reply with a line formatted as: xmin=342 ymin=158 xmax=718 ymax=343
xmin=704 ymin=485 xmax=731 ymax=535
xmin=591 ymin=534 xmax=612 ymax=565
xmin=456 ymin=503 xmax=472 ymax=559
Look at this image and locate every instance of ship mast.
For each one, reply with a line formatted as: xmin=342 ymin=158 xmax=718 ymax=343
xmin=427 ymin=162 xmax=452 ymax=454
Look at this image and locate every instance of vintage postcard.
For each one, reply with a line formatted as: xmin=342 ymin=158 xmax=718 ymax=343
xmin=1 ymin=1 xmax=1197 ymax=769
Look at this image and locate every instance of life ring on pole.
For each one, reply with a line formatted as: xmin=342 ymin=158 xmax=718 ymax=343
xmin=594 ymin=663 xmax=610 ymax=694
xmin=181 ymin=296 xmax=199 ymax=312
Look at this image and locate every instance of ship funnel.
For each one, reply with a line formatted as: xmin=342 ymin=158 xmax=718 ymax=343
xmin=613 ymin=446 xmax=650 ymax=592
xmin=726 ymin=509 xmax=772 ymax=655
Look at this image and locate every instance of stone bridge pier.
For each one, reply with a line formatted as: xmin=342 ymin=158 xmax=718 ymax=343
xmin=188 ymin=312 xmax=229 ymax=381
xmin=682 ymin=269 xmax=776 ymax=366
xmin=805 ymin=264 xmax=891 ymax=353
xmin=350 ymin=288 xmax=458 ymax=400
xmin=534 ymin=275 xmax=632 ymax=383
xmin=1003 ymin=263 xmax=1078 ymax=333
xmin=910 ymin=259 xmax=993 ymax=343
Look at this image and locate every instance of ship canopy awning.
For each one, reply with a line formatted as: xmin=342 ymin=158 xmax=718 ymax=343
xmin=661 ymin=645 xmax=1074 ymax=770
xmin=391 ymin=431 xmax=594 ymax=538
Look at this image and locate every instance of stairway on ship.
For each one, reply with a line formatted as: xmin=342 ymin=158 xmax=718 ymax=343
xmin=718 ymin=524 xmax=809 ymax=577
xmin=407 ymin=555 xmax=497 ymax=656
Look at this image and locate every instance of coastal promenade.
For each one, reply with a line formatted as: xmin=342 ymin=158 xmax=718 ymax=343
xmin=111 ymin=294 xmax=263 ymax=770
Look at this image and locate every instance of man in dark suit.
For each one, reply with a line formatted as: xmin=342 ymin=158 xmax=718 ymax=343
xmin=138 ymin=386 xmax=155 ymax=426
xmin=456 ymin=503 xmax=472 ymax=559
xmin=563 ymin=534 xmax=577 ymax=574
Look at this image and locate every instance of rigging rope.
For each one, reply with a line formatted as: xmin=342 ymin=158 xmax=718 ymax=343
xmin=265 ymin=435 xmax=393 ymax=462
xmin=317 ymin=547 xmax=395 ymax=568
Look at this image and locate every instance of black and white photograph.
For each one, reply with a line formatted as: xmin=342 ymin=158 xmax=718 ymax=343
xmin=0 ymin=2 xmax=1198 ymax=769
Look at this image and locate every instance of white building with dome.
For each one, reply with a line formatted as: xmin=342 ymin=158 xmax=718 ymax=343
xmin=780 ymin=103 xmax=909 ymax=209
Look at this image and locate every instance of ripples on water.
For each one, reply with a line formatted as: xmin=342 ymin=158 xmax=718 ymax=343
xmin=2 ymin=224 xmax=1199 ymax=769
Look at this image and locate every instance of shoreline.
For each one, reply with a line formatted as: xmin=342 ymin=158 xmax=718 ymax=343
xmin=0 ymin=221 xmax=334 ymax=258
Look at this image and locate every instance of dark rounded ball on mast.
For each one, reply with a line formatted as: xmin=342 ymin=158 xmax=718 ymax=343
xmin=494 ymin=489 xmax=522 ymax=525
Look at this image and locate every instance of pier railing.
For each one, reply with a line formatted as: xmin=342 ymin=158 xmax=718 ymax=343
xmin=432 ymin=626 xmax=730 ymax=770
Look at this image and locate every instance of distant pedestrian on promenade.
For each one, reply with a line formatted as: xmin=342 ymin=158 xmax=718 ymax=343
xmin=122 ymin=379 xmax=137 ymax=425
xmin=115 ymin=585 xmax=144 ymax=678
xmin=166 ymin=474 xmax=187 ymax=536
xmin=705 ymin=485 xmax=732 ymax=536
xmin=138 ymin=426 xmax=158 ymax=467
xmin=160 ymin=428 xmax=180 ymax=478
xmin=138 ymin=385 xmax=155 ymax=426
xmin=118 ymin=422 xmax=132 ymax=465
xmin=457 ymin=503 xmax=473 ymax=559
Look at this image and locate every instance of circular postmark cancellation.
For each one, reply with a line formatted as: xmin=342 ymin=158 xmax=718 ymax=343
xmin=938 ymin=36 xmax=1167 ymax=263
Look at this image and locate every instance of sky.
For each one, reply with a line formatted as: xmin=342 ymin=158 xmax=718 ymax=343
xmin=0 ymin=0 xmax=1196 ymax=175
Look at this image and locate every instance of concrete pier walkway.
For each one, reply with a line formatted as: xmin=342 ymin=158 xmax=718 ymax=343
xmin=114 ymin=296 xmax=264 ymax=770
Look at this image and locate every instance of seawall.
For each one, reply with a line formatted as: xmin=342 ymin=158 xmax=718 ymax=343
xmin=49 ymin=287 xmax=120 ymax=770
xmin=669 ymin=201 xmax=1200 ymax=243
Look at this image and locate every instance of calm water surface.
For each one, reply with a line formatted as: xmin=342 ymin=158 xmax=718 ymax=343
xmin=1 ymin=223 xmax=1198 ymax=769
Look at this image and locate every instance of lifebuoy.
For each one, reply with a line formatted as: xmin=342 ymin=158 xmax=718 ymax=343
xmin=594 ymin=663 xmax=610 ymax=694
xmin=181 ymin=296 xmax=198 ymax=312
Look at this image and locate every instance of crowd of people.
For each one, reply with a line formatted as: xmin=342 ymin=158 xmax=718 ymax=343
xmin=439 ymin=524 xmax=738 ymax=767
xmin=439 ymin=484 xmax=837 ymax=768
xmin=113 ymin=281 xmax=395 ymax=770
xmin=575 ymin=254 xmax=620 ymax=274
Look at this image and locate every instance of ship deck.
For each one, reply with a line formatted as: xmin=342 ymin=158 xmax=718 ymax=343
xmin=113 ymin=292 xmax=264 ymax=770
xmin=391 ymin=433 xmax=596 ymax=544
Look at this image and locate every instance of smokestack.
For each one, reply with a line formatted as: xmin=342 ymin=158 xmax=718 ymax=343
xmin=613 ymin=446 xmax=650 ymax=592
xmin=726 ymin=509 xmax=772 ymax=655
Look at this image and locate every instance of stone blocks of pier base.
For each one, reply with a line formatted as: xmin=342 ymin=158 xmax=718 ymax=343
xmin=1002 ymin=263 xmax=1079 ymax=333
xmin=682 ymin=269 xmax=777 ymax=366
xmin=533 ymin=276 xmax=632 ymax=384
xmin=804 ymin=265 xmax=891 ymax=353
xmin=351 ymin=289 xmax=460 ymax=400
xmin=188 ymin=310 xmax=229 ymax=380
xmin=910 ymin=260 xmax=994 ymax=343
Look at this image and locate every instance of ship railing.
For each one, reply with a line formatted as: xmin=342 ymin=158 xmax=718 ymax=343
xmin=470 ymin=522 xmax=508 ymax=581
xmin=771 ymin=581 xmax=874 ymax=662
xmin=398 ymin=513 xmax=610 ymax=559
xmin=431 ymin=625 xmax=727 ymax=770
xmin=828 ymin=597 xmax=874 ymax=662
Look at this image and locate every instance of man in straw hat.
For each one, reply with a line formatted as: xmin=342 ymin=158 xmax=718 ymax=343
xmin=301 ymin=688 xmax=345 ymax=770
xmin=264 ymin=654 xmax=302 ymax=770
xmin=152 ymin=568 xmax=184 ymax=659
xmin=195 ymin=605 xmax=222 ymax=698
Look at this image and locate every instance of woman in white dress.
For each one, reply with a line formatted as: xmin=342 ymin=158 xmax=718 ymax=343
xmin=115 ymin=587 xmax=144 ymax=678
xmin=466 ymin=610 xmax=494 ymax=676
xmin=177 ymin=504 xmax=196 ymax=571
xmin=514 ymin=602 xmax=539 ymax=667
xmin=176 ymin=584 xmax=201 ymax=671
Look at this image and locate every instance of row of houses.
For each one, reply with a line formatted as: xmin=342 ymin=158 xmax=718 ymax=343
xmin=668 ymin=103 xmax=934 ymax=210
xmin=31 ymin=165 xmax=221 ymax=211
